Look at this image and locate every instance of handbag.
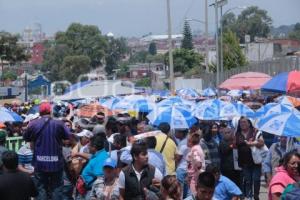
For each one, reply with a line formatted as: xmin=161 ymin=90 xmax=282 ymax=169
xmin=251 ymin=131 xmax=269 ymax=164
xmin=76 ymin=175 xmax=87 ymax=196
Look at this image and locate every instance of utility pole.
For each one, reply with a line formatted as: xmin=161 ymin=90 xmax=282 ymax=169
xmin=24 ymin=72 xmax=28 ymax=102
xmin=214 ymin=0 xmax=220 ymax=87
xmin=205 ymin=0 xmax=209 ymax=72
xmin=167 ymin=0 xmax=175 ymax=94
xmin=220 ymin=5 xmax=224 ymax=78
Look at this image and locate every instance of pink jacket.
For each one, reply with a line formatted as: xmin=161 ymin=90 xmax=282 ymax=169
xmin=268 ymin=166 xmax=296 ymax=199
xmin=187 ymin=145 xmax=205 ymax=194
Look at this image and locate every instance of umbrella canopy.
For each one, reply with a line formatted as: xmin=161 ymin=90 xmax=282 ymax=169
xmin=147 ymin=105 xmax=197 ymax=129
xmin=193 ymin=99 xmax=254 ymax=120
xmin=256 ymin=110 xmax=300 ymax=137
xmin=111 ymin=95 xmax=155 ymax=112
xmin=192 ymin=99 xmax=227 ymax=120
xmin=176 ymin=88 xmax=200 ymax=98
xmin=261 ymin=71 xmax=300 ymax=94
xmin=201 ymin=88 xmax=216 ymax=97
xmin=254 ymin=103 xmax=293 ymax=118
xmin=157 ymin=96 xmax=195 ymax=108
xmin=219 ymin=72 xmax=271 ymax=90
xmin=0 ymin=107 xmax=23 ymax=122
xmin=99 ymin=97 xmax=121 ymax=110
xmin=276 ymin=96 xmax=300 ymax=107
xmin=131 ymin=98 xmax=156 ymax=113
xmin=77 ymin=103 xmax=116 ymax=118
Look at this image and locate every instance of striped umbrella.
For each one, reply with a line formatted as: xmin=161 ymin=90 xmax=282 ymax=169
xmin=157 ymin=96 xmax=196 ymax=109
xmin=193 ymin=99 xmax=254 ymax=120
xmin=256 ymin=109 xmax=300 ymax=137
xmin=192 ymin=99 xmax=227 ymax=120
xmin=201 ymin=88 xmax=216 ymax=97
xmin=254 ymin=103 xmax=293 ymax=118
xmin=147 ymin=105 xmax=197 ymax=129
xmin=99 ymin=97 xmax=121 ymax=110
xmin=176 ymin=88 xmax=200 ymax=98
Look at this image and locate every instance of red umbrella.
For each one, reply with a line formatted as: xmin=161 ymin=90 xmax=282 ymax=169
xmin=219 ymin=72 xmax=271 ymax=90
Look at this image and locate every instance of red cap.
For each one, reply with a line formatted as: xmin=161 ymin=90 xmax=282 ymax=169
xmin=39 ymin=102 xmax=51 ymax=115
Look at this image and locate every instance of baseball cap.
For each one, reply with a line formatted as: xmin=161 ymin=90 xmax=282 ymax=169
xmin=0 ymin=129 xmax=7 ymax=142
xmin=39 ymin=102 xmax=51 ymax=115
xmin=103 ymin=158 xmax=117 ymax=168
xmin=76 ymin=129 xmax=94 ymax=138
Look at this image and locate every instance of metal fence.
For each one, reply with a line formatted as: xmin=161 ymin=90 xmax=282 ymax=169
xmin=200 ymin=56 xmax=300 ymax=88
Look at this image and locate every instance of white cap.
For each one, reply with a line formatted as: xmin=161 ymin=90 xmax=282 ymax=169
xmin=76 ymin=129 xmax=94 ymax=138
xmin=24 ymin=113 xmax=40 ymax=123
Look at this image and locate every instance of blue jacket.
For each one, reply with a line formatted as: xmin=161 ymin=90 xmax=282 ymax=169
xmin=81 ymin=149 xmax=109 ymax=188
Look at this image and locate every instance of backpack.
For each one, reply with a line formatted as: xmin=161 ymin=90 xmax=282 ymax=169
xmin=284 ymin=182 xmax=300 ymax=200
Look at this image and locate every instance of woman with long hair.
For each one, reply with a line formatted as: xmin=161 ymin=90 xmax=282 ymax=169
xmin=235 ymin=116 xmax=265 ymax=200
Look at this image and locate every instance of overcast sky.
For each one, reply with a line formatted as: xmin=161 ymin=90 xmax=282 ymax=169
xmin=0 ymin=0 xmax=299 ymax=37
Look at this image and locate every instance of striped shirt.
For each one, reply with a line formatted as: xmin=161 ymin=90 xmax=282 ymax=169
xmin=17 ymin=143 xmax=34 ymax=173
xmin=23 ymin=116 xmax=70 ymax=172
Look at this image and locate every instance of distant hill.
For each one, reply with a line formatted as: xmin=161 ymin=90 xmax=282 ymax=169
xmin=271 ymin=24 xmax=295 ymax=38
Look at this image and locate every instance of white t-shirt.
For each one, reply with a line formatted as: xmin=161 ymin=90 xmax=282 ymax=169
xmin=118 ymin=165 xmax=163 ymax=189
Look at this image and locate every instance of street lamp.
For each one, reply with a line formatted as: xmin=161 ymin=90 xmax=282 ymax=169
xmin=185 ymin=18 xmax=209 ymax=73
xmin=220 ymin=6 xmax=247 ymax=78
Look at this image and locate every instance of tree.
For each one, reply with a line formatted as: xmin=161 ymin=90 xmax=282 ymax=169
xmin=221 ymin=12 xmax=237 ymax=33
xmin=105 ymin=37 xmax=129 ymax=75
xmin=61 ymin=55 xmax=91 ymax=83
xmin=222 ymin=7 xmax=273 ymax=43
xmin=181 ymin=21 xmax=193 ymax=50
xmin=2 ymin=70 xmax=17 ymax=81
xmin=129 ymin=51 xmax=149 ymax=63
xmin=289 ymin=23 xmax=300 ymax=41
xmin=222 ymin=30 xmax=247 ymax=70
xmin=55 ymin=23 xmax=107 ymax=68
xmin=165 ymin=49 xmax=203 ymax=73
xmin=148 ymin=42 xmax=157 ymax=55
xmin=135 ymin=78 xmax=151 ymax=87
xmin=43 ymin=43 xmax=72 ymax=81
xmin=0 ymin=32 xmax=29 ymax=64
xmin=235 ymin=6 xmax=272 ymax=42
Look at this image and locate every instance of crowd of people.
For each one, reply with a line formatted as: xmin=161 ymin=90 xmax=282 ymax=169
xmin=0 ymin=96 xmax=300 ymax=200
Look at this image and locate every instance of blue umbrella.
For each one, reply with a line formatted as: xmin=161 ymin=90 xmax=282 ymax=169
xmin=131 ymin=99 xmax=156 ymax=113
xmin=0 ymin=107 xmax=23 ymax=122
xmin=256 ymin=109 xmax=300 ymax=137
xmin=147 ymin=105 xmax=197 ymax=129
xmin=192 ymin=99 xmax=227 ymax=120
xmin=100 ymin=97 xmax=121 ymax=110
xmin=201 ymin=88 xmax=216 ymax=97
xmin=220 ymin=101 xmax=255 ymax=119
xmin=112 ymin=95 xmax=156 ymax=112
xmin=254 ymin=103 xmax=293 ymax=118
xmin=157 ymin=96 xmax=195 ymax=108
xmin=193 ymin=99 xmax=254 ymax=120
xmin=176 ymin=88 xmax=200 ymax=98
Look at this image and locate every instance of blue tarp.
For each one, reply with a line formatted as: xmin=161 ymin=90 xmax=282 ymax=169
xmin=28 ymin=75 xmax=51 ymax=95
xmin=261 ymin=72 xmax=288 ymax=93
